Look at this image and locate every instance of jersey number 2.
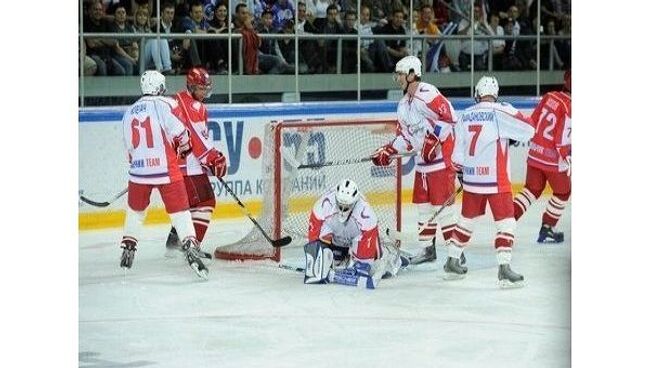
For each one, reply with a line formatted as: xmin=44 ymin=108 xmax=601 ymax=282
xmin=537 ymin=108 xmax=557 ymax=140
xmin=468 ymin=125 xmax=482 ymax=156
xmin=131 ymin=117 xmax=154 ymax=148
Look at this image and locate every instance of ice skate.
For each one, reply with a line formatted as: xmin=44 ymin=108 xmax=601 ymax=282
xmin=497 ymin=264 xmax=525 ymax=288
xmin=182 ymin=237 xmax=209 ymax=280
xmin=443 ymin=256 xmax=467 ymax=280
xmin=120 ymin=240 xmax=137 ymax=269
xmin=409 ymin=239 xmax=436 ymax=265
xmin=537 ymin=224 xmax=564 ymax=243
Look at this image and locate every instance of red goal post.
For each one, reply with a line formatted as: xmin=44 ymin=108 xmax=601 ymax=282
xmin=214 ymin=118 xmax=403 ymax=262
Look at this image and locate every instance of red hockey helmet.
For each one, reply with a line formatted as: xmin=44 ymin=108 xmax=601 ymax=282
xmin=186 ymin=67 xmax=212 ymax=99
xmin=563 ymin=69 xmax=571 ymax=92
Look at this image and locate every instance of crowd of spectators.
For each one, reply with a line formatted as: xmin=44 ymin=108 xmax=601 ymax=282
xmin=81 ymin=0 xmax=571 ymax=76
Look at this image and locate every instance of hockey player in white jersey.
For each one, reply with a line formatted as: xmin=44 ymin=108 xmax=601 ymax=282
xmin=119 ymin=70 xmax=208 ymax=279
xmin=371 ymin=55 xmax=459 ymax=266
xmin=303 ymin=179 xmax=404 ymax=289
xmin=447 ymin=76 xmax=535 ymax=288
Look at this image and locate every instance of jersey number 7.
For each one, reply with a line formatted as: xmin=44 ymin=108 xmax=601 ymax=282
xmin=468 ymin=125 xmax=482 ymax=156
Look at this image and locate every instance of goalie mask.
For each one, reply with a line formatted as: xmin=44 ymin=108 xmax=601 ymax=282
xmin=140 ymin=70 xmax=166 ymax=96
xmin=335 ymin=179 xmax=360 ymax=223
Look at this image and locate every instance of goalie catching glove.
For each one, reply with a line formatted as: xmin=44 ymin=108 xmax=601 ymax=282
xmin=202 ymin=149 xmax=227 ymax=178
xmin=421 ymin=131 xmax=440 ymax=163
xmin=371 ymin=144 xmax=397 ymax=166
xmin=173 ymin=129 xmax=192 ymax=159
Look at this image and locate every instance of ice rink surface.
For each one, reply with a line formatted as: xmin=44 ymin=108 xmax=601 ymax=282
xmin=79 ymin=199 xmax=570 ymax=368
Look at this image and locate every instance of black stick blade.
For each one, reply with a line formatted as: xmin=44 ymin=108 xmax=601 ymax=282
xmin=79 ymin=196 xmax=110 ymax=207
xmin=271 ymin=236 xmax=293 ymax=248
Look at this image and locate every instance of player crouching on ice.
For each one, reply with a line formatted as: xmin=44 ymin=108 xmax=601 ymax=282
xmin=303 ymin=179 xmax=405 ymax=289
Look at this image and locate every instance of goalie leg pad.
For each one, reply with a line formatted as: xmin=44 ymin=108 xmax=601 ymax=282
xmin=303 ymin=241 xmax=334 ymax=284
xmin=331 ymin=261 xmax=377 ymax=289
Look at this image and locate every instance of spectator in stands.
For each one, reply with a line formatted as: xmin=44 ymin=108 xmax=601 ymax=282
xmin=109 ymin=5 xmax=139 ymax=76
xmin=407 ymin=9 xmax=422 ymax=58
xmin=180 ymin=1 xmax=214 ymax=69
xmin=134 ymin=7 xmax=174 ymax=74
xmin=84 ymin=0 xmax=116 ymax=75
xmin=487 ymin=12 xmax=505 ymax=69
xmin=501 ymin=16 xmax=535 ymax=70
xmin=374 ymin=8 xmax=408 ymax=70
xmin=320 ymin=4 xmax=345 ymax=73
xmin=257 ymin=10 xmax=294 ymax=74
xmin=81 ymin=41 xmax=98 ymax=76
xmin=296 ymin=1 xmax=324 ymax=73
xmin=277 ymin=19 xmax=310 ymax=73
xmin=431 ymin=0 xmax=450 ymax=28
xmin=238 ymin=12 xmax=261 ymax=74
xmin=341 ymin=10 xmax=361 ymax=73
xmin=417 ymin=4 xmax=452 ymax=71
xmin=206 ymin=2 xmax=230 ymax=74
xmin=556 ymin=16 xmax=570 ymax=67
xmin=159 ymin=2 xmax=187 ymax=73
xmin=357 ymin=4 xmax=381 ymax=73
xmin=457 ymin=3 xmax=489 ymax=71
xmin=308 ymin=0 xmax=336 ymax=30
xmin=271 ymin=0 xmax=296 ymax=31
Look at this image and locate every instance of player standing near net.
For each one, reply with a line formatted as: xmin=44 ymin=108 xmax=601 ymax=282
xmin=303 ymin=179 xmax=404 ymax=289
xmin=447 ymin=76 xmax=534 ymax=288
xmin=513 ymin=70 xmax=571 ymax=243
xmin=164 ymin=67 xmax=228 ymax=256
xmin=371 ymin=55 xmax=458 ymax=265
xmin=119 ymin=70 xmax=209 ymax=279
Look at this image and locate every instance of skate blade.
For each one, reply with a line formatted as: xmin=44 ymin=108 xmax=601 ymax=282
xmin=190 ymin=262 xmax=209 ymax=280
xmin=443 ymin=272 xmax=466 ymax=281
xmin=497 ymin=279 xmax=526 ymax=289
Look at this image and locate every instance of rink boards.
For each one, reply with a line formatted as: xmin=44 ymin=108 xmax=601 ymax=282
xmin=79 ymin=98 xmax=542 ymax=230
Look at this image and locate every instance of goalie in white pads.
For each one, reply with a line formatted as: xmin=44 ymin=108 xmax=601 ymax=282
xmin=448 ymin=76 xmax=534 ymax=288
xmin=303 ymin=179 xmax=404 ymax=289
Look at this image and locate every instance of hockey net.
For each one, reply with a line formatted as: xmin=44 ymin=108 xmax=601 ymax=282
xmin=214 ymin=119 xmax=402 ymax=262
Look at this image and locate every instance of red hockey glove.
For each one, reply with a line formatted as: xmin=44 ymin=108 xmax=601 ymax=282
xmin=203 ymin=149 xmax=227 ymax=178
xmin=173 ymin=130 xmax=192 ymax=159
xmin=371 ymin=144 xmax=397 ymax=166
xmin=421 ymin=131 xmax=440 ymax=163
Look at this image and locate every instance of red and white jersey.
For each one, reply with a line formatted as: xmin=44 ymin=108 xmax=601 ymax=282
xmin=390 ymin=82 xmax=457 ymax=173
xmin=307 ymin=190 xmax=381 ymax=263
xmin=453 ymin=101 xmax=535 ymax=194
xmin=122 ymin=95 xmax=186 ymax=185
xmin=173 ymin=91 xmax=218 ymax=176
xmin=527 ymin=91 xmax=572 ymax=172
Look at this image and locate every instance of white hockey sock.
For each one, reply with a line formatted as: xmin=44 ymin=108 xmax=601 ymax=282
xmin=514 ymin=188 xmax=537 ymax=216
xmin=123 ymin=208 xmax=145 ymax=243
xmin=496 ymin=247 xmax=513 ymax=265
xmin=169 ymin=210 xmax=196 ymax=242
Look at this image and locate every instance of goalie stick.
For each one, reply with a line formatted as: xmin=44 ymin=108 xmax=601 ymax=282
xmin=386 ymin=186 xmax=463 ymax=241
xmin=281 ymin=146 xmax=417 ymax=170
xmin=79 ymin=188 xmax=128 ymax=207
xmin=217 ymin=177 xmax=292 ymax=248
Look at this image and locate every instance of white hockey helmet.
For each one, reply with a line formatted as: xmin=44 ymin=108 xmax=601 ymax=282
xmin=395 ymin=55 xmax=422 ymax=77
xmin=474 ymin=76 xmax=499 ymax=100
xmin=140 ymin=70 xmax=166 ymax=96
xmin=335 ymin=179 xmax=360 ymax=222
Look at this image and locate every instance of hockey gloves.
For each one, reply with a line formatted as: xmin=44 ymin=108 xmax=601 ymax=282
xmin=204 ymin=149 xmax=227 ymax=178
xmin=173 ymin=129 xmax=192 ymax=159
xmin=371 ymin=144 xmax=397 ymax=166
xmin=421 ymin=131 xmax=440 ymax=163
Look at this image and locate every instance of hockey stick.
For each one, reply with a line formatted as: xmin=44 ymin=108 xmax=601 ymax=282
xmin=278 ymin=263 xmax=305 ymax=273
xmin=217 ymin=177 xmax=292 ymax=247
xmin=281 ymin=146 xmax=417 ymax=170
xmin=79 ymin=188 xmax=128 ymax=207
xmin=386 ymin=185 xmax=463 ymax=241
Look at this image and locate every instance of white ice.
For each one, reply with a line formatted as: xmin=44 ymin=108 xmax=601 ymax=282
xmin=79 ymin=199 xmax=570 ymax=368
